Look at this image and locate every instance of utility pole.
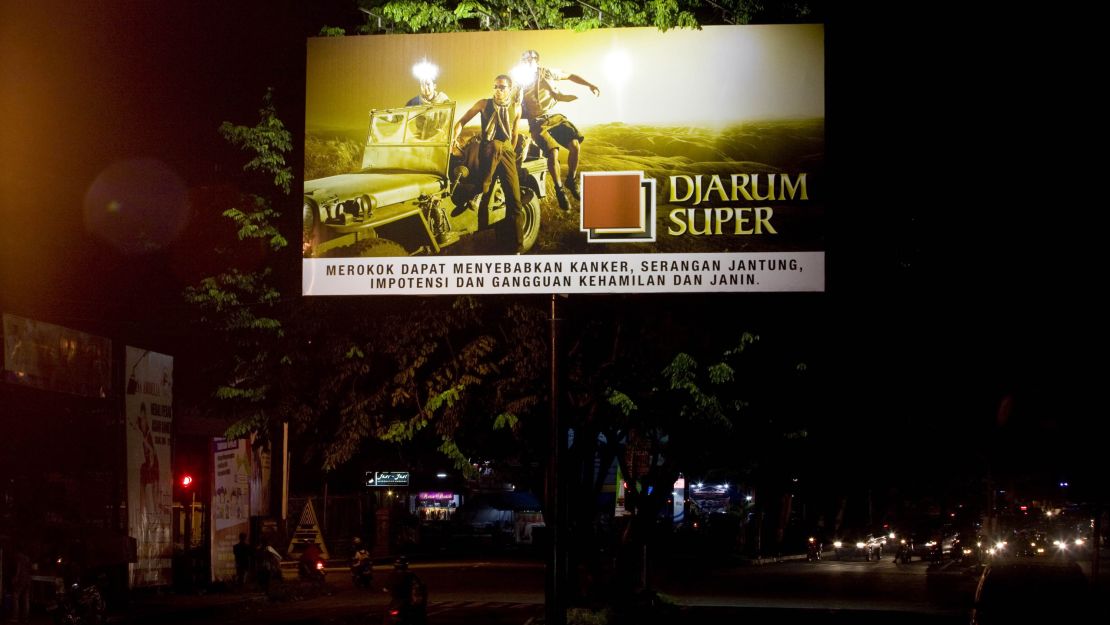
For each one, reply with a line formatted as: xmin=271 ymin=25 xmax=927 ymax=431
xmin=545 ymin=294 xmax=566 ymax=625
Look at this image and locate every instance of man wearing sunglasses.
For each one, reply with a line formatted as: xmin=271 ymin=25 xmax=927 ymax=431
xmin=452 ymin=75 xmax=531 ymax=253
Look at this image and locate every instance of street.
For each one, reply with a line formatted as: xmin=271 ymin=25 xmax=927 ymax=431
xmin=106 ymin=556 xmax=988 ymax=625
xmin=24 ymin=551 xmax=1110 ymax=624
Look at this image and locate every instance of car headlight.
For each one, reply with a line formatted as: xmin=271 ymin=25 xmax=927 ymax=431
xmin=856 ymin=542 xmax=866 ymax=549
xmin=833 ymin=541 xmax=843 ymax=549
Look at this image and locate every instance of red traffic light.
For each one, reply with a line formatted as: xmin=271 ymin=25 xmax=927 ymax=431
xmin=180 ymin=474 xmax=194 ymax=488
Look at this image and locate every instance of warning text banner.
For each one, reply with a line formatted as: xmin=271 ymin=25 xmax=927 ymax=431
xmin=304 ymin=252 xmax=823 ymax=296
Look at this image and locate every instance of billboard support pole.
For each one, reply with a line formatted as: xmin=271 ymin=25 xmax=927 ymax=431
xmin=282 ymin=422 xmax=289 ymax=524
xmin=546 ymin=294 xmax=567 ymax=625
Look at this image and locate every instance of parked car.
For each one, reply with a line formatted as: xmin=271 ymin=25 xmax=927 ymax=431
xmin=303 ymin=102 xmax=547 ymax=258
xmin=833 ymin=532 xmax=885 ymax=561
xmin=969 ymin=558 xmax=1089 ymax=624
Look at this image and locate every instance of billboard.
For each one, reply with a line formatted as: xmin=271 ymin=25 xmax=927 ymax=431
xmin=125 ymin=347 xmax=173 ymax=587
xmin=303 ymin=25 xmax=824 ymax=295
xmin=2 ymin=313 xmax=112 ymax=397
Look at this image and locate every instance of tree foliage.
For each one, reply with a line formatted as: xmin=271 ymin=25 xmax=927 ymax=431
xmin=217 ymin=89 xmax=294 ymax=196
xmin=351 ymin=0 xmax=821 ymax=34
xmin=187 ymin=92 xmax=550 ymax=476
xmin=290 ymin=296 xmax=549 ymax=475
xmin=185 ymin=91 xmax=292 ymax=439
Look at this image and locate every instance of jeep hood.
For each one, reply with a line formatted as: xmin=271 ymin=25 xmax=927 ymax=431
xmin=304 ymin=172 xmax=445 ymax=209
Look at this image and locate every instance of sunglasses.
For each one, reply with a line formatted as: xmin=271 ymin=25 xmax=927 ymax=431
xmin=493 ymin=84 xmax=510 ymax=90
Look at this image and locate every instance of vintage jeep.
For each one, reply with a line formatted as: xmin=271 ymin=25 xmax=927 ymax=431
xmin=303 ymin=102 xmax=547 ymax=257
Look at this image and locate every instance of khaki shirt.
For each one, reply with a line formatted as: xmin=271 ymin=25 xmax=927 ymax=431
xmin=519 ymin=67 xmax=571 ymax=119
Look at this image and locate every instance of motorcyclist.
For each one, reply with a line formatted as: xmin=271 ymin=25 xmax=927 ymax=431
xmin=895 ymin=537 xmax=913 ymax=563
xmin=254 ymin=538 xmax=283 ymax=593
xmin=806 ymin=536 xmax=822 ymax=561
xmin=297 ymin=540 xmax=325 ymax=582
xmin=350 ymin=537 xmax=373 ymax=588
xmin=382 ymin=556 xmax=426 ymax=625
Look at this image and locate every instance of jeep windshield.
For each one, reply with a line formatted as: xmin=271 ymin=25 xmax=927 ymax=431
xmin=360 ymin=103 xmax=455 ymax=178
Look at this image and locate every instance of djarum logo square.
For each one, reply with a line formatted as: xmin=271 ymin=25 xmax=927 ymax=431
xmin=579 ymin=171 xmax=656 ymax=243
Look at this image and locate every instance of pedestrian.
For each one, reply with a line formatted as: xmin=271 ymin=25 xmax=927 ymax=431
xmin=233 ymin=532 xmax=251 ymax=587
xmin=9 ymin=548 xmax=32 ymax=624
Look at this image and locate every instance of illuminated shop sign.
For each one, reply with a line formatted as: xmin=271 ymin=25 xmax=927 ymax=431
xmin=418 ymin=491 xmax=455 ymax=501
xmin=365 ymin=471 xmax=410 ymax=487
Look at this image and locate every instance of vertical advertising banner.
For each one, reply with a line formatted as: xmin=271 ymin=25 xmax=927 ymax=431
xmin=248 ymin=432 xmax=272 ymax=517
xmin=125 ymin=347 xmax=173 ymax=587
xmin=303 ymin=25 xmax=824 ymax=295
xmin=210 ymin=438 xmax=251 ymax=583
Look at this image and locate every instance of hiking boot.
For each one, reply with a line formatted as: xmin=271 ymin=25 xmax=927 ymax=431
xmin=554 ymin=186 xmax=570 ymax=211
xmin=564 ymin=175 xmax=580 ymax=201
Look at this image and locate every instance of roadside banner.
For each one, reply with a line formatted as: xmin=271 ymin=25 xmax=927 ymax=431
xmin=125 ymin=347 xmax=173 ymax=587
xmin=211 ymin=437 xmax=251 ymax=583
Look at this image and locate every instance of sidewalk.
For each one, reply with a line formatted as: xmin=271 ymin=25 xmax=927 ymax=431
xmin=21 ymin=583 xmax=324 ymax=625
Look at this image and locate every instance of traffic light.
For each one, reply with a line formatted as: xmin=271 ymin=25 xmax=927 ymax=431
xmin=179 ymin=473 xmax=194 ymax=489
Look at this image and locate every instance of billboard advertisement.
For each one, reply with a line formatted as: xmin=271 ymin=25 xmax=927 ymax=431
xmin=2 ymin=313 xmax=112 ymax=397
xmin=303 ymin=25 xmax=824 ymax=295
xmin=125 ymin=347 xmax=173 ymax=587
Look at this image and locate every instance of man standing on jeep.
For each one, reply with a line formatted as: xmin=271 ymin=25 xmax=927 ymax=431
xmin=514 ymin=49 xmax=600 ymax=211
xmin=452 ymin=74 xmax=530 ymax=254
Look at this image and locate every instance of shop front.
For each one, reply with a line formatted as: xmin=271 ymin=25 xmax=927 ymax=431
xmin=413 ymin=491 xmax=459 ymax=523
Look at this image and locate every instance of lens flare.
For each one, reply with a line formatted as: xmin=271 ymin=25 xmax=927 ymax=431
xmin=83 ymin=158 xmax=189 ymax=254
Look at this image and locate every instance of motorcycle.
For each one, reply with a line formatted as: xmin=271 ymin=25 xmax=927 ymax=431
xmin=47 ymin=582 xmax=107 ymax=625
xmin=382 ymin=558 xmax=427 ymax=625
xmin=351 ymin=549 xmax=374 ymax=588
xmin=384 ymin=602 xmax=427 ymax=625
xmin=298 ymin=556 xmax=327 ymax=584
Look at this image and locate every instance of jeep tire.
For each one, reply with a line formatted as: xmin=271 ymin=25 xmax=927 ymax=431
xmin=520 ymin=186 xmax=541 ymax=252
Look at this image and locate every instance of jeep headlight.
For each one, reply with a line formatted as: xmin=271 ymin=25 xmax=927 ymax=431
xmin=358 ymin=194 xmax=376 ymax=217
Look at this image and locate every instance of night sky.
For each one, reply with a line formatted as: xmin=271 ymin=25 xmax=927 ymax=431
xmin=1 ymin=2 xmax=1097 ymax=505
